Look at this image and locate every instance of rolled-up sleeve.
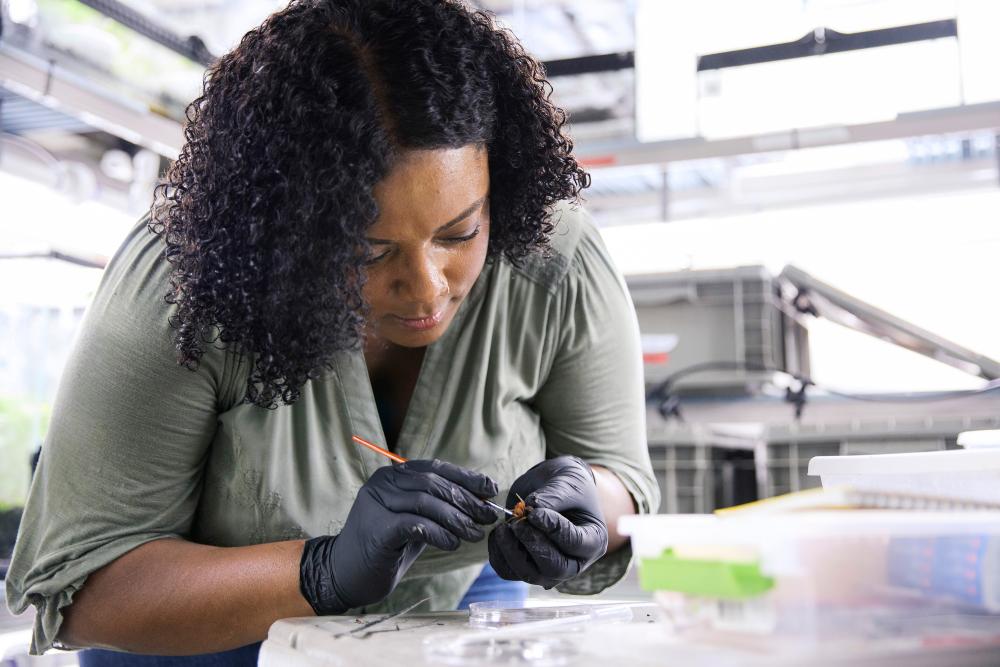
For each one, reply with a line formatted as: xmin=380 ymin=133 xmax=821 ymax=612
xmin=4 ymin=220 xmax=244 ymax=654
xmin=530 ymin=216 xmax=659 ymax=594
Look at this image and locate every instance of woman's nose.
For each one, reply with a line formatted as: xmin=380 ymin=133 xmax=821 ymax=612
xmin=396 ymin=251 xmax=447 ymax=304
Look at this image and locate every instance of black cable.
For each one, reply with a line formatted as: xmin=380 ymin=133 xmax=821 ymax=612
xmin=76 ymin=0 xmax=216 ymax=67
xmin=646 ymin=360 xmax=782 ymax=422
xmin=648 ymin=360 xmax=776 ymax=389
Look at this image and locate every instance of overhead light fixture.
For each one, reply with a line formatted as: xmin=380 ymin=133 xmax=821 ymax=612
xmin=100 ymin=149 xmax=134 ymax=182
xmin=6 ymin=0 xmax=39 ymax=26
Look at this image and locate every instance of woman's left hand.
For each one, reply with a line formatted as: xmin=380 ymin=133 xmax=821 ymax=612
xmin=487 ymin=456 xmax=608 ymax=588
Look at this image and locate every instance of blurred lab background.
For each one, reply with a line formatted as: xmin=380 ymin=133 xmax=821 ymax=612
xmin=2 ymin=0 xmax=1000 ymax=659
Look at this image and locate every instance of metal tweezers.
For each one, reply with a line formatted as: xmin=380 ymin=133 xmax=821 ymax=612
xmin=334 ymin=596 xmax=430 ymax=639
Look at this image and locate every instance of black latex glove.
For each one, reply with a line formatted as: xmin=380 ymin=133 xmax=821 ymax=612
xmin=300 ymin=459 xmax=498 ymax=615
xmin=488 ymin=455 xmax=608 ymax=589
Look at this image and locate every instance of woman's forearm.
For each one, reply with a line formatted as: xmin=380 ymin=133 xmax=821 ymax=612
xmin=591 ymin=465 xmax=638 ymax=552
xmin=60 ymin=537 xmax=313 ymax=655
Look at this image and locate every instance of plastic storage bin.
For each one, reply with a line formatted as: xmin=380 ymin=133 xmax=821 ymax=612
xmin=619 ymin=512 xmax=1000 ymax=651
xmin=626 ymin=265 xmax=809 ymax=391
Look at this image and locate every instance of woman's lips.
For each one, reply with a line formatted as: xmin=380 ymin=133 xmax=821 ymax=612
xmin=392 ymin=310 xmax=444 ymax=331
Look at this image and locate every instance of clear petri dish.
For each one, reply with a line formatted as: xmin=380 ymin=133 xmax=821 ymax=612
xmin=423 ymin=633 xmax=578 ymax=666
xmin=468 ymin=600 xmax=633 ymax=629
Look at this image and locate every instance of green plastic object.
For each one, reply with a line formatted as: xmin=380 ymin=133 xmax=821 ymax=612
xmin=638 ymin=549 xmax=775 ymax=599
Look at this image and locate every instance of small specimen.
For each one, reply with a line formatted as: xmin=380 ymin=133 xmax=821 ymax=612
xmin=508 ymin=493 xmax=531 ymax=523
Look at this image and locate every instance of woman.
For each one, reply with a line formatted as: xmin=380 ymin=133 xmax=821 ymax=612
xmin=5 ymin=0 xmax=659 ymax=663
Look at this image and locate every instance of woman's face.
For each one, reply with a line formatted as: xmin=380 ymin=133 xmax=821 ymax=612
xmin=362 ymin=145 xmax=491 ymax=348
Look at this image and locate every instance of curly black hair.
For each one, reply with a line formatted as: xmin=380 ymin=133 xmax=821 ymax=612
xmin=150 ymin=0 xmax=590 ymax=408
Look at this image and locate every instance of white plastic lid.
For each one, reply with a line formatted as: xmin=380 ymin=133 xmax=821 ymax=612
xmin=807 ymin=447 xmax=1000 ymax=476
xmin=957 ymin=429 xmax=1000 ymax=449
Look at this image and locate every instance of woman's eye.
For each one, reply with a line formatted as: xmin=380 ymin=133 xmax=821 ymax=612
xmin=443 ymin=226 xmax=481 ymax=243
xmin=365 ymin=249 xmax=390 ymax=265
xmin=365 ymin=225 xmax=480 ymax=263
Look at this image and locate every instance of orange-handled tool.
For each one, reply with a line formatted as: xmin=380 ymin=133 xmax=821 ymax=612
xmin=351 ymin=434 xmax=514 ymax=517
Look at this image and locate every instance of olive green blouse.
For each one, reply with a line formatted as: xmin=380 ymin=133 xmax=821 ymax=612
xmin=6 ymin=202 xmax=659 ymax=654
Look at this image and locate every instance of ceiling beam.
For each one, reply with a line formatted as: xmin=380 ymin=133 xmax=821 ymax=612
xmin=0 ymin=45 xmax=184 ymax=158
xmin=576 ymin=102 xmax=1000 ymax=168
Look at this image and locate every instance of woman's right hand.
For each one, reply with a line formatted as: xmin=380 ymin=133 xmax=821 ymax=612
xmin=299 ymin=459 xmax=499 ymax=614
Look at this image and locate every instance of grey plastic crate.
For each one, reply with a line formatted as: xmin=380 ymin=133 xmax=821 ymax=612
xmin=646 ymin=398 xmax=1000 ymax=513
xmin=627 ymin=266 xmax=809 ymax=392
xmin=762 ymin=437 xmax=951 ymax=498
xmin=648 ymin=441 xmax=712 ymax=514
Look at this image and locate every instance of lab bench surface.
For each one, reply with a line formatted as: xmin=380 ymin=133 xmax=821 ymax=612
xmin=259 ymin=610 xmax=1000 ymax=667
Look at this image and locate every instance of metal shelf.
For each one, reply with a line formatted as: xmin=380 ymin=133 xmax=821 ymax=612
xmin=0 ymin=42 xmax=183 ymax=158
